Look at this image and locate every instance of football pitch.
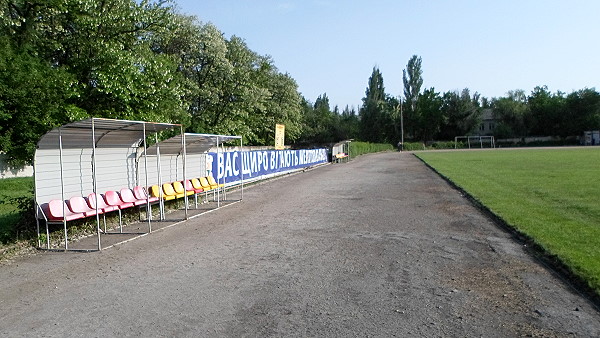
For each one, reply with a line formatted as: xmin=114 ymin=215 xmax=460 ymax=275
xmin=416 ymin=148 xmax=600 ymax=295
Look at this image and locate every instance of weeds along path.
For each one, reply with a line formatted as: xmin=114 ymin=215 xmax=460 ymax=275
xmin=0 ymin=152 xmax=598 ymax=337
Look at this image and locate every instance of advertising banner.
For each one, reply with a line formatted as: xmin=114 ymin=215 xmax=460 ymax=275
xmin=208 ymin=148 xmax=328 ymax=184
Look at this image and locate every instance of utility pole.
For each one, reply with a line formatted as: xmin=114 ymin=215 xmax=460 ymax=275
xmin=400 ymin=97 xmax=404 ymax=151
xmin=396 ymin=97 xmax=404 ymax=151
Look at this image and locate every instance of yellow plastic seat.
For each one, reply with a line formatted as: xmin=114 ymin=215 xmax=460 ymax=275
xmin=150 ymin=185 xmax=173 ymax=200
xmin=207 ymin=175 xmax=224 ymax=189
xmin=173 ymin=181 xmax=194 ymax=197
xmin=199 ymin=177 xmax=213 ymax=190
xmin=191 ymin=178 xmax=205 ymax=191
xmin=161 ymin=183 xmax=178 ymax=200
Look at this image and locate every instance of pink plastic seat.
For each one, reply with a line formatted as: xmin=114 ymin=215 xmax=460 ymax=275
xmin=133 ymin=186 xmax=159 ymax=203
xmin=67 ymin=196 xmax=102 ymax=217
xmin=44 ymin=199 xmax=86 ymax=222
xmin=119 ymin=188 xmax=147 ymax=206
xmin=87 ymin=193 xmax=119 ymax=213
xmin=104 ymin=190 xmax=134 ymax=209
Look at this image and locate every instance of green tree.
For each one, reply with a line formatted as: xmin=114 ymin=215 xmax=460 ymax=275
xmin=439 ymin=88 xmax=482 ymax=139
xmin=491 ymin=90 xmax=529 ymax=138
xmin=403 ymin=55 xmax=423 ymax=112
xmin=563 ymin=88 xmax=600 ymax=137
xmin=360 ymin=67 xmax=389 ymax=143
xmin=402 ymin=55 xmax=423 ymax=138
xmin=527 ymin=86 xmax=565 ymax=136
xmin=338 ymin=105 xmax=360 ymax=140
xmin=415 ymin=88 xmax=443 ymax=142
xmin=0 ymin=0 xmax=189 ymax=165
xmin=0 ymin=37 xmax=82 ymax=166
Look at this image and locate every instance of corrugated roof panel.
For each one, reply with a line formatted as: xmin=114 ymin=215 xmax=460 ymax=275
xmin=37 ymin=118 xmax=180 ymax=149
xmin=145 ymin=133 xmax=241 ymax=155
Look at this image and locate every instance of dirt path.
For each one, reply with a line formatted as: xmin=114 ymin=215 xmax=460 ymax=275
xmin=1 ymin=152 xmax=598 ymax=337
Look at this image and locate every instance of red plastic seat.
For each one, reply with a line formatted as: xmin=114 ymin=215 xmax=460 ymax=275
xmin=105 ymin=190 xmax=134 ymax=209
xmin=67 ymin=196 xmax=102 ymax=217
xmin=87 ymin=193 xmax=119 ymax=213
xmin=44 ymin=199 xmax=86 ymax=222
xmin=119 ymin=188 xmax=147 ymax=206
xmin=133 ymin=186 xmax=159 ymax=203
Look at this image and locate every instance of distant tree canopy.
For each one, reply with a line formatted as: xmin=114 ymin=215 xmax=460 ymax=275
xmin=0 ymin=1 xmax=598 ymax=166
xmin=492 ymin=86 xmax=600 ymax=139
xmin=357 ymin=56 xmax=599 ymax=144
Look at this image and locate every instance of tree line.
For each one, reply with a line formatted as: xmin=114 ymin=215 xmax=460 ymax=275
xmin=353 ymin=56 xmax=600 ymax=145
xmin=1 ymin=0 xmax=306 ymax=166
xmin=1 ymin=1 xmax=599 ymax=167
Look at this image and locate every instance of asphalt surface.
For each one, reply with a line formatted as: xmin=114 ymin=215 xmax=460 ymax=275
xmin=1 ymin=152 xmax=599 ymax=337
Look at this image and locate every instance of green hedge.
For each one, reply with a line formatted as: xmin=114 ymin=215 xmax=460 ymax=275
xmin=402 ymin=141 xmax=464 ymax=151
xmin=348 ymin=142 xmax=394 ymax=158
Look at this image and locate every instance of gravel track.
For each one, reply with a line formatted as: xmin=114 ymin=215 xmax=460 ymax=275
xmin=1 ymin=152 xmax=598 ymax=337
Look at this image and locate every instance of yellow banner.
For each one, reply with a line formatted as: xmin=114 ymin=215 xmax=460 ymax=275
xmin=275 ymin=124 xmax=285 ymax=150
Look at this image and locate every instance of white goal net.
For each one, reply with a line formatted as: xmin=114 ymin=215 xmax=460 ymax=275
xmin=454 ymin=136 xmax=495 ymax=149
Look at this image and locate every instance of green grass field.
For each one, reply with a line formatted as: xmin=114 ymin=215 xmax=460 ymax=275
xmin=416 ymin=148 xmax=600 ymax=295
xmin=0 ymin=177 xmax=34 ymax=243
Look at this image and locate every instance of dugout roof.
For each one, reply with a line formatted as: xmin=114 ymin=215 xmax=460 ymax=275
xmin=37 ymin=118 xmax=180 ymax=149
xmin=145 ymin=133 xmax=242 ymax=156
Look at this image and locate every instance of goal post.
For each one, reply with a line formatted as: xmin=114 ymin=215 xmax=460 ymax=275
xmin=454 ymin=136 xmax=495 ymax=149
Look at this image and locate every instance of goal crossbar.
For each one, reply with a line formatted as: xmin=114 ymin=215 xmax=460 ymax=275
xmin=454 ymin=136 xmax=495 ymax=149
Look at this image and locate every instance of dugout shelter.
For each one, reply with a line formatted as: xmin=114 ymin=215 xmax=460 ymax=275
xmin=34 ymin=118 xmax=181 ymax=251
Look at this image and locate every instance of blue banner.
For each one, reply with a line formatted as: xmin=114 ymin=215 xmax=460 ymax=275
xmin=208 ymin=149 xmax=328 ymax=183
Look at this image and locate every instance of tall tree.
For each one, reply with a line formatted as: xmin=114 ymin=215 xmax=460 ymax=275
xmin=527 ymin=86 xmax=565 ymax=136
xmin=403 ymin=55 xmax=423 ymax=112
xmin=491 ymin=90 xmax=529 ymax=138
xmin=563 ymin=88 xmax=600 ymax=137
xmin=439 ymin=88 xmax=483 ymax=139
xmin=360 ymin=67 xmax=388 ymax=143
xmin=415 ymin=88 xmax=443 ymax=142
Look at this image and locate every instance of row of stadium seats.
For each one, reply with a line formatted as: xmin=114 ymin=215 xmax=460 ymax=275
xmin=39 ymin=176 xmax=225 ymax=226
xmin=149 ymin=176 xmax=225 ymax=208
xmin=40 ymin=186 xmax=159 ymax=230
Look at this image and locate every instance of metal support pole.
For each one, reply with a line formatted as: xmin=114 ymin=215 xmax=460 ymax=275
xmin=33 ymin=158 xmax=40 ymax=248
xmin=58 ymin=128 xmax=68 ymax=250
xmin=156 ymin=133 xmax=164 ymax=220
xmin=400 ymin=98 xmax=404 ymax=152
xmin=240 ymin=137 xmax=244 ymax=201
xmin=216 ymin=136 xmax=220 ymax=208
xmin=222 ymin=141 xmax=226 ymax=201
xmin=91 ymin=119 xmax=102 ymax=250
xmin=143 ymin=124 xmax=151 ymax=232
xmin=182 ymin=129 xmax=188 ymax=220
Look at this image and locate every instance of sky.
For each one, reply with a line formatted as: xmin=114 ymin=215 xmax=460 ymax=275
xmin=174 ymin=0 xmax=600 ymax=110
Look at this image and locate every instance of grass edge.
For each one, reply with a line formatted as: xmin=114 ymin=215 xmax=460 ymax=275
xmin=413 ymin=153 xmax=600 ymax=310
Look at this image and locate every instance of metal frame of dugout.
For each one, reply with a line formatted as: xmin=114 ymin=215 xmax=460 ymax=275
xmin=34 ymin=118 xmax=181 ymax=251
xmin=143 ymin=132 xmax=244 ymax=221
xmin=332 ymin=140 xmax=351 ymax=163
xmin=33 ymin=118 xmax=244 ymax=251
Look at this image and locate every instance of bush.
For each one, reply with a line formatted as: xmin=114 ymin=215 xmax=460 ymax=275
xmin=349 ymin=142 xmax=394 ymax=158
xmin=430 ymin=141 xmax=464 ymax=149
xmin=401 ymin=142 xmax=426 ymax=151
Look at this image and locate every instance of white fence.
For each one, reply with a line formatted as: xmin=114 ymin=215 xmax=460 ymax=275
xmin=0 ymin=153 xmax=33 ymax=178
